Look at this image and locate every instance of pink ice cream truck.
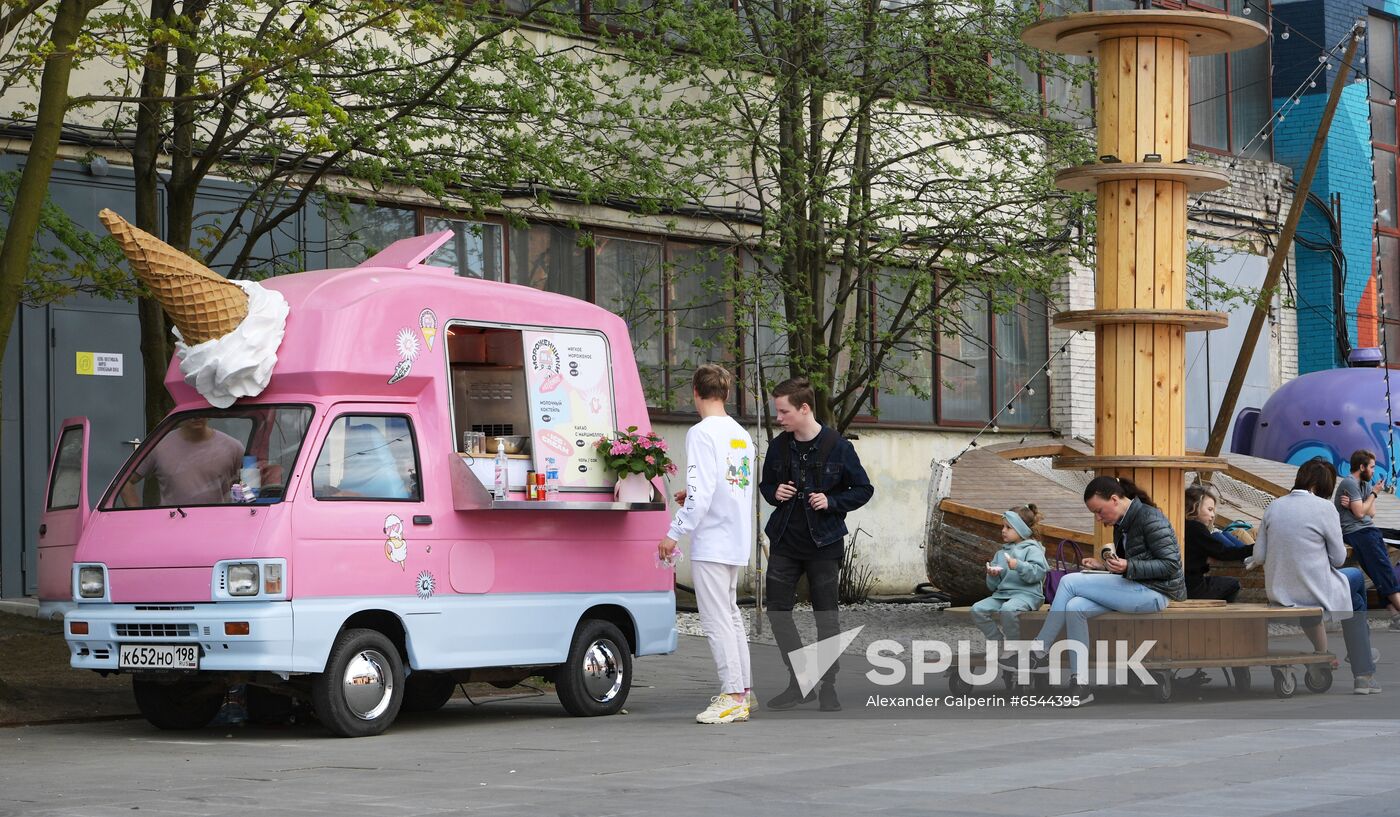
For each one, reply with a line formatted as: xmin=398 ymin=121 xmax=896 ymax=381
xmin=42 ymin=218 xmax=676 ymax=737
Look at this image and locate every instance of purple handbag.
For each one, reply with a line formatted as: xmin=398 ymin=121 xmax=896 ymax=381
xmin=1044 ymin=539 xmax=1084 ymax=605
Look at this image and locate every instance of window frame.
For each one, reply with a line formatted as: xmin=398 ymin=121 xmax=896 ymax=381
xmin=1370 ymin=10 xmax=1400 ymax=366
xmin=311 ymin=413 xmax=425 ymax=503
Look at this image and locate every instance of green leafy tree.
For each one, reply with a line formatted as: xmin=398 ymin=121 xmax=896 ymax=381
xmin=596 ymin=0 xmax=1094 ymax=430
xmin=4 ymin=0 xmax=683 ymax=429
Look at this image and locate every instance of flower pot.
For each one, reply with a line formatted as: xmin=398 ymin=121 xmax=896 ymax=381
xmin=614 ymin=473 xmax=655 ymax=503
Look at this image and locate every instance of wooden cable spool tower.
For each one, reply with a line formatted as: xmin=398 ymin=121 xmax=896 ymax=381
xmin=1022 ymin=10 xmax=1268 ymax=548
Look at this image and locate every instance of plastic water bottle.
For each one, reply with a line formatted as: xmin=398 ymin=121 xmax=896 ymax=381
xmin=545 ymin=467 xmax=560 ymax=499
xmin=239 ymin=455 xmax=260 ymax=501
xmin=493 ymin=439 xmax=509 ymax=501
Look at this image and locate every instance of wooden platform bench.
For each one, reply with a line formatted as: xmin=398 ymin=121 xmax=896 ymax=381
xmin=943 ymin=599 xmax=1334 ymax=701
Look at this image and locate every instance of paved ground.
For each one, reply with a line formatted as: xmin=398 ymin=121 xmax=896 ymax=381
xmin=2 ymin=628 xmax=1398 ymax=817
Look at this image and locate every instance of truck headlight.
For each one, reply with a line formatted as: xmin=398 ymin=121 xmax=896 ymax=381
xmin=227 ymin=563 xmax=259 ymax=596
xmin=77 ymin=566 xmax=105 ymax=599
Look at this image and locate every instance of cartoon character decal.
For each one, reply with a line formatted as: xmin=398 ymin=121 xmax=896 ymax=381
xmin=419 ymin=308 xmax=438 ymax=352
xmin=415 ymin=570 xmax=436 ymax=599
xmin=384 ymin=513 xmax=408 ymax=570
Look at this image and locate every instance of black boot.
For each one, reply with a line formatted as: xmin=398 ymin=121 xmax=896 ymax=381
xmin=767 ymin=680 xmax=814 ymax=710
xmin=818 ymin=682 xmax=841 ymax=712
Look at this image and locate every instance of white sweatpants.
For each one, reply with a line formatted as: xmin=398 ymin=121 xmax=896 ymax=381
xmin=692 ymin=560 xmax=752 ymax=695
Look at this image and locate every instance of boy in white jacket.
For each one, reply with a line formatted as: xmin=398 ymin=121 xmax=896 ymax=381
xmin=658 ymin=364 xmax=755 ymax=724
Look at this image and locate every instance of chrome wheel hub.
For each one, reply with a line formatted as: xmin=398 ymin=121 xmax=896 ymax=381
xmin=341 ymin=649 xmax=394 ymax=720
xmin=580 ymin=639 xmax=624 ymax=703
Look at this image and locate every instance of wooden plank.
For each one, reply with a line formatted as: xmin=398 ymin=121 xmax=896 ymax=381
xmin=1136 ymin=180 xmax=1155 ymax=309
xmin=1097 ymin=330 xmax=1109 ymax=454
xmin=1156 ymin=37 xmax=1176 ymax=163
xmin=1117 ymin=325 xmax=1134 ymax=454
xmin=1172 ymin=182 xmax=1187 ymax=310
xmin=1174 ymin=39 xmax=1188 ymax=164
xmin=1170 ymin=324 xmax=1184 ymax=457
xmin=1100 ymin=183 xmax=1119 ymax=309
xmin=1170 ymin=619 xmax=1190 ymax=660
xmin=1153 ymin=182 xmax=1170 ymax=308
xmin=1135 ymin=326 xmax=1153 ymax=455
xmin=1099 ymin=37 xmax=1119 ymax=158
xmin=1154 ymin=324 xmax=1171 ymax=457
xmin=1199 ymin=616 xmax=1222 ymax=661
xmin=1118 ymin=37 xmax=1138 ymax=162
xmin=1137 ymin=35 xmax=1156 ymax=161
xmin=939 ymin=500 xmax=1093 ymax=545
xmin=1118 ymin=184 xmax=1136 ymax=312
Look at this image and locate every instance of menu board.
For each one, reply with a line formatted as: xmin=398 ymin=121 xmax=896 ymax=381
xmin=521 ymin=330 xmax=616 ymax=490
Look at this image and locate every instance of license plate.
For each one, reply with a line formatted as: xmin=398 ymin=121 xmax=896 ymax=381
xmin=119 ymin=644 xmax=199 ymax=670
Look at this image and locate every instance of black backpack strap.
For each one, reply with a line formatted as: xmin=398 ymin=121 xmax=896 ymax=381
xmin=767 ymin=430 xmax=794 ymax=479
xmin=814 ymin=426 xmax=840 ymax=469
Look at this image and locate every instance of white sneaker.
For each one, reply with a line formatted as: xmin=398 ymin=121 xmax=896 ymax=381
xmin=696 ymin=695 xmax=750 ymax=724
xmin=746 ymin=690 xmax=757 ymax=711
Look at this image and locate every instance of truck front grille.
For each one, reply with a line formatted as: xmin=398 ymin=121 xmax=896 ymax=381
xmin=114 ymin=623 xmax=194 ymax=638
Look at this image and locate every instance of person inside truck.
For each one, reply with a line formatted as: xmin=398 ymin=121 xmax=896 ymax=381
xmin=119 ymin=416 xmax=244 ymax=507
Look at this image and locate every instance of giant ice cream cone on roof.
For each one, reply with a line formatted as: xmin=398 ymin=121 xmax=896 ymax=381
xmin=99 ymin=208 xmax=248 ymax=345
xmin=97 ymin=208 xmax=289 ymax=408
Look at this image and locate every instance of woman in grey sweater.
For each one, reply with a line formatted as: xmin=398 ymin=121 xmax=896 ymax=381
xmin=1248 ymin=459 xmax=1380 ymax=693
xmin=1028 ymin=476 xmax=1185 ymax=703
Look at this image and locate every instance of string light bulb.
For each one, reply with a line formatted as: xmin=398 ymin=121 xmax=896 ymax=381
xmin=1282 ymin=30 xmax=1290 ymax=40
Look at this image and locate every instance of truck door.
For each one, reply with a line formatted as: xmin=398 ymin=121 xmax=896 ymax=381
xmin=295 ymin=407 xmax=439 ymax=601
xmin=37 ymin=418 xmax=90 ymax=616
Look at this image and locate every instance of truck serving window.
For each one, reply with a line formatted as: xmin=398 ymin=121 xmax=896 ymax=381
xmin=106 ymin=405 xmax=314 ymax=510
xmin=311 ymin=415 xmax=421 ymax=501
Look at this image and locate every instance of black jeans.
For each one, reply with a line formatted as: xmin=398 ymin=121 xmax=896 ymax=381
xmin=1186 ymin=575 xmax=1241 ymax=603
xmin=766 ymin=551 xmax=842 ymax=685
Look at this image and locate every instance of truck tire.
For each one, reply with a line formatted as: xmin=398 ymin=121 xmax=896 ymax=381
xmin=401 ymin=672 xmax=457 ymax=713
xmin=312 ymin=628 xmax=405 ymax=737
xmin=555 ymin=619 xmax=631 ymax=717
xmin=132 ymin=676 xmax=224 ymax=730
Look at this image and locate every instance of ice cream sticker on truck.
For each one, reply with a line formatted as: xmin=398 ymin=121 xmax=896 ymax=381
xmin=522 ymin=330 xmax=615 ymax=490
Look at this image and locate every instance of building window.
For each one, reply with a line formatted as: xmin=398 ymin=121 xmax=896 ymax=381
xmin=935 ymin=292 xmax=1049 ymax=427
xmin=1370 ymin=13 xmax=1400 ymax=361
xmin=595 ymin=234 xmax=666 ymax=396
xmin=323 ymin=200 xmax=416 ymax=268
xmin=425 ymin=217 xmax=505 ymax=281
xmin=1015 ymin=1 xmax=1272 ymax=156
xmin=510 ymin=222 xmax=587 ymax=300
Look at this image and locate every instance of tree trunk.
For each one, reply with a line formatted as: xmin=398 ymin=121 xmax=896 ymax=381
xmin=0 ymin=0 xmax=98 ymax=446
xmin=133 ymin=0 xmax=175 ymax=433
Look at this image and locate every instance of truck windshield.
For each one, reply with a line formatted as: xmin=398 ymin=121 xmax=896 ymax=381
xmin=104 ymin=405 xmax=314 ymax=510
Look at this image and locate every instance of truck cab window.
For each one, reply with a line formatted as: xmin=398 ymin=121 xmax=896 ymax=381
xmin=107 ymin=406 xmax=313 ymax=509
xmin=312 ymin=415 xmax=421 ymax=501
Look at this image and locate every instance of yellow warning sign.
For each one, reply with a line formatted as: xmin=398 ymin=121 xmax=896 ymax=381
xmin=75 ymin=352 xmax=95 ymax=375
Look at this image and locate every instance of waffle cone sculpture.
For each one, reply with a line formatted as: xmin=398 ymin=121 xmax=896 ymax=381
xmin=98 ymin=209 xmax=248 ymax=345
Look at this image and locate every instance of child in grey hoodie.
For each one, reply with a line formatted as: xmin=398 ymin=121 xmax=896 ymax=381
xmin=970 ymin=504 xmax=1050 ymax=650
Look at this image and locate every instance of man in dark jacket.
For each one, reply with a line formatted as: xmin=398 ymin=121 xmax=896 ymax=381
xmin=759 ymin=378 xmax=874 ymax=712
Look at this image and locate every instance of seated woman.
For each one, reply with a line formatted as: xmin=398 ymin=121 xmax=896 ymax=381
xmin=1248 ymin=458 xmax=1380 ymax=694
xmin=1184 ymin=484 xmax=1252 ymax=602
xmin=1028 ymin=476 xmax=1186 ymax=704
